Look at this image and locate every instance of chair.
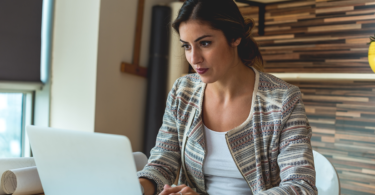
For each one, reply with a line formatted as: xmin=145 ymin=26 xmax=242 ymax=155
xmin=313 ymin=150 xmax=340 ymax=195
xmin=133 ymin=152 xmax=148 ymax=172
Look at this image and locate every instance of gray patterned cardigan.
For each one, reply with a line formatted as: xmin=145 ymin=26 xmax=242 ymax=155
xmin=138 ymin=68 xmax=317 ymax=195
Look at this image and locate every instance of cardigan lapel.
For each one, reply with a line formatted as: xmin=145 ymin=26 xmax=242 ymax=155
xmin=187 ymin=111 xmax=206 ymax=152
xmin=187 ymin=82 xmax=206 ymax=152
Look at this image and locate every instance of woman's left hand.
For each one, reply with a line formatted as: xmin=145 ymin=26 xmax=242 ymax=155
xmin=159 ymin=184 xmax=199 ymax=195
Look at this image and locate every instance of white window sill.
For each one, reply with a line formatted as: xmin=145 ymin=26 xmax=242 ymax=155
xmin=0 ymin=81 xmax=43 ymax=92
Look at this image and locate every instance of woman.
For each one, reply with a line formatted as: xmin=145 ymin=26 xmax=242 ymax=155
xmin=138 ymin=0 xmax=317 ymax=194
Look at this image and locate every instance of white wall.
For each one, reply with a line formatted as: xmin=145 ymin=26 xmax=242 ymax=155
xmin=95 ymin=0 xmax=174 ymax=152
xmin=50 ymin=0 xmax=174 ymax=151
xmin=94 ymin=0 xmax=144 ymax=151
xmin=50 ymin=0 xmax=100 ymax=132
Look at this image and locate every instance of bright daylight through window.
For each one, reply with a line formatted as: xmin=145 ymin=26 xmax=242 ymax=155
xmin=0 ymin=93 xmax=23 ymax=157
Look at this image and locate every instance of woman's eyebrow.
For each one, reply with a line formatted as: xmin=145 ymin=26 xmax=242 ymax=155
xmin=180 ymin=35 xmax=213 ymax=43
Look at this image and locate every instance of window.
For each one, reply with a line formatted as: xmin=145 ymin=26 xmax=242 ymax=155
xmin=0 ymin=93 xmax=23 ymax=157
xmin=0 ymin=92 xmax=32 ymax=157
xmin=0 ymin=0 xmax=52 ymax=157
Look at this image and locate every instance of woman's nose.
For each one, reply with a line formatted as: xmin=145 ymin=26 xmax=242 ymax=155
xmin=190 ymin=48 xmax=203 ymax=65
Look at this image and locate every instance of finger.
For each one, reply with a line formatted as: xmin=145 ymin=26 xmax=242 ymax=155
xmin=170 ymin=192 xmax=196 ymax=195
xmin=180 ymin=186 xmax=194 ymax=193
xmin=175 ymin=191 xmax=198 ymax=195
xmin=169 ymin=186 xmax=195 ymax=195
xmin=160 ymin=184 xmax=187 ymax=194
xmin=158 ymin=190 xmax=168 ymax=195
xmin=158 ymin=185 xmax=171 ymax=195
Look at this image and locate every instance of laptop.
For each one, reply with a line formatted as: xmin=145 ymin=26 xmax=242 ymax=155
xmin=26 ymin=125 xmax=143 ymax=195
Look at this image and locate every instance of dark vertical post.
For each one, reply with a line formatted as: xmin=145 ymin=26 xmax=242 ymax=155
xmin=143 ymin=6 xmax=171 ymax=157
xmin=258 ymin=4 xmax=265 ymax=36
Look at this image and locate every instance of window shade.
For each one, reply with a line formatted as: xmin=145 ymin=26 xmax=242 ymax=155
xmin=0 ymin=0 xmax=43 ymax=82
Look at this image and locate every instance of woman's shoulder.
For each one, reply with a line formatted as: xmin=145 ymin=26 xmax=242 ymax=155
xmin=257 ymin=71 xmax=300 ymax=94
xmin=172 ymin=73 xmax=203 ymax=93
xmin=178 ymin=73 xmax=202 ymax=85
xmin=168 ymin=73 xmax=204 ymax=104
xmin=256 ymin=71 xmax=302 ymax=106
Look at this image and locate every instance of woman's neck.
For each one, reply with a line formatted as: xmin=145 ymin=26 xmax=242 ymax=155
xmin=206 ymin=61 xmax=255 ymax=102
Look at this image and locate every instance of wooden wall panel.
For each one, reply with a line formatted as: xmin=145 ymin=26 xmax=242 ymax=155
xmin=291 ymin=81 xmax=375 ymax=195
xmin=238 ymin=1 xmax=375 ymax=194
xmin=239 ymin=0 xmax=375 ymax=73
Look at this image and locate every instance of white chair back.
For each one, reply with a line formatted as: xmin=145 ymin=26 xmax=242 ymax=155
xmin=313 ymin=150 xmax=340 ymax=195
xmin=133 ymin=152 xmax=148 ymax=172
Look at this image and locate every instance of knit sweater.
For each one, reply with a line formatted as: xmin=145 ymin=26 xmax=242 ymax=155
xmin=138 ymin=68 xmax=317 ymax=195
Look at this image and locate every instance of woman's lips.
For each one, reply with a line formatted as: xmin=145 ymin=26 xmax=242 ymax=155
xmin=196 ymin=68 xmax=209 ymax=74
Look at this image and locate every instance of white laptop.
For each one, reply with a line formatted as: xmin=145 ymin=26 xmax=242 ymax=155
xmin=26 ymin=125 xmax=143 ymax=195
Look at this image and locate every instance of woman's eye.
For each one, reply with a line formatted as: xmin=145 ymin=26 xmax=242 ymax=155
xmin=200 ymin=41 xmax=211 ymax=47
xmin=181 ymin=44 xmax=190 ymax=50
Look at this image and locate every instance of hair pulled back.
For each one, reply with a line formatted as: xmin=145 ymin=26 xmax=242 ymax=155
xmin=172 ymin=0 xmax=263 ymax=71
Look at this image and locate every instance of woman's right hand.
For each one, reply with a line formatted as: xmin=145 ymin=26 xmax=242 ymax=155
xmin=139 ymin=178 xmax=156 ymax=195
xmin=159 ymin=184 xmax=198 ymax=195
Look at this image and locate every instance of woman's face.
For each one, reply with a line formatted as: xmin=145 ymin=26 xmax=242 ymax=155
xmin=179 ymin=20 xmax=241 ymax=83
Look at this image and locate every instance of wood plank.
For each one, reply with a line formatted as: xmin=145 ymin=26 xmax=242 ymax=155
xmin=264 ymin=26 xmax=291 ymax=31
xmin=336 ymin=111 xmax=361 ymax=117
xmin=316 ymin=0 xmax=373 ymax=7
xmin=307 ymin=23 xmax=362 ymax=32
xmin=334 ymin=143 xmax=375 ymax=154
xmin=315 ymin=6 xmax=354 ymax=14
xmin=261 ymin=50 xmax=294 ymax=55
xmin=268 ymin=68 xmax=373 ymax=73
xmin=339 ymin=171 xmax=375 ymax=183
xmin=326 ymin=58 xmax=368 ymax=62
xmin=274 ymin=36 xmax=342 ymax=43
xmin=333 ymin=155 xmax=375 ymax=165
xmin=262 ymin=53 xmax=300 ymax=60
xmin=356 ymin=19 xmax=375 ymax=24
xmin=346 ymin=8 xmax=375 ymax=15
xmin=269 ymin=7 xmax=315 ymax=16
xmin=296 ymin=50 xmax=366 ymax=55
xmin=239 ymin=6 xmax=258 ymax=15
xmin=277 ymin=1 xmax=315 ymax=9
xmin=270 ymin=13 xmax=316 ymax=21
xmin=324 ymin=14 xmax=375 ymax=23
xmin=253 ymin=34 xmax=294 ymax=41
xmin=335 ymin=134 xmax=375 ymax=143
xmin=302 ymin=95 xmax=369 ymax=102
xmin=345 ymin=38 xmax=370 ymax=43
xmin=362 ymin=169 xmax=375 ymax=175
xmin=261 ymin=43 xmax=367 ymax=50
xmin=265 ymin=19 xmax=297 ymax=25
xmin=336 ymin=116 xmax=375 ymax=123
xmin=321 ymin=136 xmax=336 ymax=143
xmin=341 ymin=181 xmax=375 ymax=194
xmin=264 ymin=28 xmax=308 ymax=36
xmin=308 ymin=118 xmax=336 ymax=125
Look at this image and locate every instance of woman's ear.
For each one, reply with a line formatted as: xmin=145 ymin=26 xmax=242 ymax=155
xmin=231 ymin=37 xmax=241 ymax=47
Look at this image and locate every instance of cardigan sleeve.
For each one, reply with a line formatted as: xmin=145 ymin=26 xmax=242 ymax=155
xmin=259 ymin=86 xmax=318 ymax=195
xmin=137 ymin=78 xmax=181 ymax=194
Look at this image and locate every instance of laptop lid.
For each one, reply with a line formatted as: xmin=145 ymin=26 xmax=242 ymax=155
xmin=27 ymin=125 xmax=142 ymax=195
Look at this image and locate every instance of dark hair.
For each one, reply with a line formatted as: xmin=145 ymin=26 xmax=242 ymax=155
xmin=172 ymin=0 xmax=263 ymax=71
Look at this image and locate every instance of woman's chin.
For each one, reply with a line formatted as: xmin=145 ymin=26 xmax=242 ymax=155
xmin=198 ymin=75 xmax=216 ymax=84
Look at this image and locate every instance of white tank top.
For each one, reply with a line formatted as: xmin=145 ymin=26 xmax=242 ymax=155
xmin=203 ymin=125 xmax=253 ymax=195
